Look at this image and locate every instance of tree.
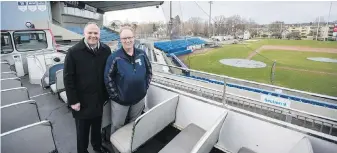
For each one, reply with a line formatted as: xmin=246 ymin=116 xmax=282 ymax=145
xmin=188 ymin=17 xmax=203 ymax=36
xmin=132 ymin=23 xmax=138 ymax=32
xmin=203 ymin=21 xmax=209 ymax=37
xmin=214 ymin=15 xmax=226 ymax=35
xmin=286 ymin=32 xmax=301 ymax=40
xmin=110 ymin=22 xmax=117 ymax=30
xmin=172 ymin=15 xmax=182 ymax=38
xmin=271 ymin=32 xmax=282 ymax=39
xmin=269 ymin=21 xmax=284 ymax=33
xmin=250 ymin=30 xmax=258 ymax=38
xmin=153 ymin=24 xmax=157 ymax=32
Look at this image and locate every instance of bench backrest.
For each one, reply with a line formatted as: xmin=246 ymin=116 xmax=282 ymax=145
xmin=48 ymin=63 xmax=64 ymax=85
xmin=1 ymin=72 xmax=17 ymax=79
xmin=1 ymin=100 xmax=41 ymax=133
xmin=1 ymin=63 xmax=11 ymax=72
xmin=191 ymin=111 xmax=228 ymax=153
xmin=131 ymin=95 xmax=179 ymax=151
xmin=217 ymin=111 xmax=305 ymax=153
xmin=145 ymin=85 xmax=179 ymax=112
xmin=1 ymin=121 xmax=57 ymax=153
xmin=1 ymin=87 xmax=30 ymax=106
xmin=55 ymin=69 xmax=64 ymax=92
xmin=1 ymin=78 xmax=21 ymax=90
xmin=288 ymin=137 xmax=313 ymax=153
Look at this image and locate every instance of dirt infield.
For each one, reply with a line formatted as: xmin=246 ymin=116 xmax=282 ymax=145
xmin=246 ymin=45 xmax=337 ymax=59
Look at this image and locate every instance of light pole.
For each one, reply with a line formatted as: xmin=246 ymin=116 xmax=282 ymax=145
xmin=324 ymin=1 xmax=332 ymax=41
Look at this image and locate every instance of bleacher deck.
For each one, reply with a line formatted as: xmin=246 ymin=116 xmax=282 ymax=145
xmin=154 ymin=38 xmax=206 ymax=56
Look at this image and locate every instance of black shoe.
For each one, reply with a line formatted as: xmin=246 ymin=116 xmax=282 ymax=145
xmin=93 ymin=147 xmax=110 ymax=153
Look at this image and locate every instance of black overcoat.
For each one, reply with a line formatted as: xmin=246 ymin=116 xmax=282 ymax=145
xmin=64 ymin=39 xmax=111 ymax=119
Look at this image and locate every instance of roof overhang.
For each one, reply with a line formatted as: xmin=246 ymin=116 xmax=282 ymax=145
xmin=76 ymin=1 xmax=164 ymax=14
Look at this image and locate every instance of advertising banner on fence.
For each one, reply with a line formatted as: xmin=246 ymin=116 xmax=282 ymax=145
xmin=261 ymin=95 xmax=291 ymax=108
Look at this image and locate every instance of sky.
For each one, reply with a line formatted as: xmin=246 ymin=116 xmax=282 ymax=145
xmin=104 ymin=1 xmax=337 ymax=25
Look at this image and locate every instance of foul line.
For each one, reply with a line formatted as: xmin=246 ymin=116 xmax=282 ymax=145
xmin=30 ymin=92 xmax=52 ymax=98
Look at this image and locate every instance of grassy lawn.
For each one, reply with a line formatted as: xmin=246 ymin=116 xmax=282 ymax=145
xmin=273 ymin=68 xmax=337 ymax=96
xmin=183 ymin=42 xmax=337 ymax=96
xmin=247 ymin=39 xmax=337 ymax=48
xmin=252 ymin=50 xmax=337 ymax=73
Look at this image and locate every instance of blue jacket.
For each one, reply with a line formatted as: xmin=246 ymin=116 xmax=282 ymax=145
xmin=104 ymin=47 xmax=152 ymax=106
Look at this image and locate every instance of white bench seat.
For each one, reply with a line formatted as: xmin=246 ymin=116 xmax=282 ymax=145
xmin=110 ymin=95 xmax=179 ymax=153
xmin=159 ymin=123 xmax=206 ymax=153
xmin=50 ymin=84 xmax=57 ymax=93
xmin=238 ymin=147 xmax=257 ymax=153
xmin=110 ymin=122 xmax=134 ymax=153
xmin=60 ymin=91 xmax=67 ymax=103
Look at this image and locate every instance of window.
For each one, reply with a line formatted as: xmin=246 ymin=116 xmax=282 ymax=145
xmin=13 ymin=30 xmax=48 ymax=52
xmin=1 ymin=32 xmax=14 ymax=54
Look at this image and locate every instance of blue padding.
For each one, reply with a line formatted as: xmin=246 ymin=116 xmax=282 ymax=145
xmin=154 ymin=37 xmax=206 ymax=53
xmin=182 ymin=74 xmax=337 ymax=110
xmin=48 ymin=63 xmax=64 ymax=85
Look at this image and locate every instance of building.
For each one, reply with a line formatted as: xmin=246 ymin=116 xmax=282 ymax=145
xmin=287 ymin=26 xmax=315 ymax=38
xmin=243 ymin=31 xmax=250 ymax=40
xmin=320 ymin=24 xmax=336 ymax=41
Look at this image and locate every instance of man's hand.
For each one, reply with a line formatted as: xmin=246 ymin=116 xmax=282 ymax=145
xmin=71 ymin=103 xmax=80 ymax=111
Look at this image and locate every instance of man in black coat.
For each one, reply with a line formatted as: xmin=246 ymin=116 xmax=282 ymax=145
xmin=64 ymin=22 xmax=111 ymax=153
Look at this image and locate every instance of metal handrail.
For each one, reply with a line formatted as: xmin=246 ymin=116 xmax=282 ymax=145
xmin=151 ymin=62 xmax=337 ymax=101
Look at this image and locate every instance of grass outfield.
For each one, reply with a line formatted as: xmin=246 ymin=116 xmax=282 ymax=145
xmin=245 ymin=39 xmax=337 ymax=49
xmin=253 ymin=50 xmax=337 ymax=73
xmin=183 ymin=42 xmax=337 ymax=96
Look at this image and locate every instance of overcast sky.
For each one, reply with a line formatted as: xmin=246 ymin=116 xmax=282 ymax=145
xmin=104 ymin=1 xmax=337 ymax=24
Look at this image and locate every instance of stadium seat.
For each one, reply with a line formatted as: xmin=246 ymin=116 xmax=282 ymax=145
xmin=1 ymin=62 xmax=11 ymax=72
xmin=154 ymin=38 xmax=205 ymax=56
xmin=159 ymin=110 xmax=227 ymax=153
xmin=1 ymin=100 xmax=41 ymax=133
xmin=55 ymin=70 xmax=64 ymax=93
xmin=59 ymin=92 xmax=67 ymax=103
xmin=42 ymin=63 xmax=64 ymax=89
xmin=1 ymin=120 xmax=58 ymax=153
xmin=1 ymin=78 xmax=22 ymax=90
xmin=1 ymin=72 xmax=17 ymax=79
xmin=1 ymin=87 xmax=30 ymax=106
xmin=110 ymin=95 xmax=179 ymax=153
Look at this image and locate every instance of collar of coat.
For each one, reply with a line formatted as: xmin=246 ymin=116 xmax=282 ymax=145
xmin=84 ymin=38 xmax=100 ymax=50
xmin=116 ymin=46 xmax=143 ymax=61
xmin=77 ymin=38 xmax=109 ymax=53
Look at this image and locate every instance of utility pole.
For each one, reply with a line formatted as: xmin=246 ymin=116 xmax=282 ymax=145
xmin=169 ymin=1 xmax=173 ymax=40
xmin=209 ymin=1 xmax=213 ymax=38
xmin=325 ymin=1 xmax=332 ymax=41
xmin=316 ymin=16 xmax=320 ymax=41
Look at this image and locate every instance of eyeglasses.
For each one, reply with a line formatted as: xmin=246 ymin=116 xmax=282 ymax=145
xmin=121 ymin=36 xmax=134 ymax=41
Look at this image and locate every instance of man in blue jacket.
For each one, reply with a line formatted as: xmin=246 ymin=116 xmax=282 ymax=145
xmin=104 ymin=24 xmax=152 ymax=149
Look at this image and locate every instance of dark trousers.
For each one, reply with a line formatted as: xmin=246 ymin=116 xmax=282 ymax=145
xmin=75 ymin=116 xmax=102 ymax=153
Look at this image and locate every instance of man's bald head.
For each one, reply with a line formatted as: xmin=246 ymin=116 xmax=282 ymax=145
xmin=84 ymin=22 xmax=100 ymax=46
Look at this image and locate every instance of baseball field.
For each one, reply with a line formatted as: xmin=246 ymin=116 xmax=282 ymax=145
xmin=181 ymin=39 xmax=337 ymax=96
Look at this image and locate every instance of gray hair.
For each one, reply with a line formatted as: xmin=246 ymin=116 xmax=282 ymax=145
xmin=119 ymin=24 xmax=135 ymax=34
xmin=84 ymin=22 xmax=99 ymax=31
